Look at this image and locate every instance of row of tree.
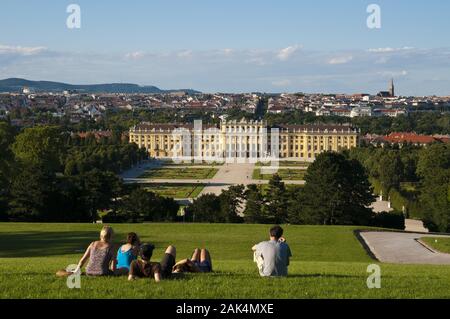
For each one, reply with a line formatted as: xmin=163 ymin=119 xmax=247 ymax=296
xmin=185 ymin=152 xmax=404 ymax=229
xmin=264 ymin=111 xmax=450 ymax=135
xmin=0 ymin=122 xmax=180 ymax=222
xmin=347 ymin=143 xmax=450 ymax=232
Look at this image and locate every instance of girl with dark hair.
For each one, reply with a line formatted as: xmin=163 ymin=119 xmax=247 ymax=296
xmin=116 ymin=232 xmax=141 ymax=273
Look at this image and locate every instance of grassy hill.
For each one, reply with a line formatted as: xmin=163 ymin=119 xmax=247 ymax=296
xmin=0 ymin=223 xmax=450 ymax=299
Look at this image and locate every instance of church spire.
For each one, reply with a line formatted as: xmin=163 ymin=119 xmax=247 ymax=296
xmin=389 ymin=78 xmax=395 ymax=97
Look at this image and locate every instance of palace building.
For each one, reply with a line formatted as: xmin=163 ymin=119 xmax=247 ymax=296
xmin=129 ymin=119 xmax=359 ymax=161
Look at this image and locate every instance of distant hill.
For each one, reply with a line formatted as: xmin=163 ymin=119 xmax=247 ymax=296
xmin=0 ymin=78 xmax=201 ymax=94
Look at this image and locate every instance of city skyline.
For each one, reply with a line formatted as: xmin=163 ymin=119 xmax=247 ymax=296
xmin=1 ymin=1 xmax=450 ymax=95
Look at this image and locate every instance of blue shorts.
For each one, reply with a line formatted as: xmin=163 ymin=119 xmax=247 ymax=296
xmin=193 ymin=260 xmax=212 ymax=273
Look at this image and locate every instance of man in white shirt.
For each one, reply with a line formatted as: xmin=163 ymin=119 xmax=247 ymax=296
xmin=252 ymin=225 xmax=292 ymax=277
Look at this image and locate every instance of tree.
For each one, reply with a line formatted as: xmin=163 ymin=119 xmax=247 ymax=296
xmin=8 ymin=164 xmax=59 ymax=221
xmin=0 ymin=122 xmax=15 ymax=219
xmin=118 ymin=188 xmax=179 ymax=222
xmin=263 ymin=174 xmax=288 ymax=224
xmin=219 ymin=185 xmax=245 ymax=223
xmin=154 ymin=196 xmax=179 ymax=222
xmin=378 ymin=151 xmax=404 ymax=193
xmin=298 ymin=152 xmax=375 ymax=225
xmin=118 ymin=187 xmax=153 ymax=222
xmin=186 ymin=194 xmax=222 ymax=223
xmin=416 ymin=144 xmax=450 ymax=232
xmin=243 ymin=184 xmax=265 ymax=223
xmin=73 ymin=169 xmax=122 ymax=222
xmin=286 ymin=186 xmax=310 ymax=224
xmin=12 ymin=126 xmax=63 ymax=172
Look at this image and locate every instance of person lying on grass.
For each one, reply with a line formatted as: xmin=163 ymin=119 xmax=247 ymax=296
xmin=115 ymin=232 xmax=141 ymax=275
xmin=56 ymin=226 xmax=118 ymax=277
xmin=128 ymin=244 xmax=176 ymax=283
xmin=252 ymin=225 xmax=292 ymax=277
xmin=172 ymin=248 xmax=213 ymax=273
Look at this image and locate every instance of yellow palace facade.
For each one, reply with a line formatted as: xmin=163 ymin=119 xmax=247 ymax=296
xmin=128 ymin=119 xmax=359 ymax=161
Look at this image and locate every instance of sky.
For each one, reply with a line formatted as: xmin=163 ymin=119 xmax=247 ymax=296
xmin=1 ymin=0 xmax=450 ymax=95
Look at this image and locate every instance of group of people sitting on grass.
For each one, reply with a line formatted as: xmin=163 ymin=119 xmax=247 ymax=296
xmin=57 ymin=225 xmax=291 ymax=281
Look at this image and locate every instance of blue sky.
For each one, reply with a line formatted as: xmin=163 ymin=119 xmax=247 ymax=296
xmin=1 ymin=0 xmax=450 ymax=95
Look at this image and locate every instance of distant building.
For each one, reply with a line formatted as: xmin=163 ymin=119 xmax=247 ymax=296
xmin=350 ymin=106 xmax=372 ymax=118
xmin=383 ymin=132 xmax=449 ymax=146
xmin=363 ymin=132 xmax=450 ymax=147
xmin=129 ymin=119 xmax=359 ymax=161
xmin=377 ymin=79 xmax=395 ymax=98
xmin=374 ymin=108 xmax=408 ymax=118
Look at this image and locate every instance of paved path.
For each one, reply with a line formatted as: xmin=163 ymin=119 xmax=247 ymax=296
xmin=200 ymin=162 xmax=255 ymax=196
xmin=360 ymin=231 xmax=450 ymax=265
xmin=405 ymin=219 xmax=429 ymax=233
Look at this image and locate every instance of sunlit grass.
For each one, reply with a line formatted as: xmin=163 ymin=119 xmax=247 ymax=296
xmin=1 ymin=223 xmax=450 ymax=299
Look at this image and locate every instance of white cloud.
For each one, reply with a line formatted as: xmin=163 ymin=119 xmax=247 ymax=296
xmin=367 ymin=47 xmax=414 ymax=53
xmin=277 ymin=45 xmax=301 ymax=61
xmin=2 ymin=45 xmax=449 ymax=95
xmin=177 ymin=50 xmax=193 ymax=58
xmin=375 ymin=56 xmax=389 ymax=64
xmin=377 ymin=70 xmax=408 ymax=77
xmin=328 ymin=55 xmax=353 ymax=65
xmin=222 ymin=48 xmax=233 ymax=56
xmin=0 ymin=44 xmax=47 ymax=56
xmin=245 ymin=57 xmax=267 ymax=66
xmin=125 ymin=51 xmax=145 ymax=60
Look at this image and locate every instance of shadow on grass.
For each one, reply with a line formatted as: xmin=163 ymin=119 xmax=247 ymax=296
xmin=0 ymin=231 xmax=168 ymax=258
xmin=0 ymin=231 xmax=100 ymax=258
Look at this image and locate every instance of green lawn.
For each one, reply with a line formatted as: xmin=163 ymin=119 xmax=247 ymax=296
xmin=1 ymin=223 xmax=450 ymax=299
xmin=253 ymin=168 xmax=306 ymax=180
xmin=160 ymin=160 xmax=224 ymax=166
xmin=256 ymin=161 xmax=310 ymax=167
xmin=422 ymin=237 xmax=450 ymax=254
xmin=144 ymin=183 xmax=205 ymax=198
xmin=139 ymin=168 xmax=218 ymax=179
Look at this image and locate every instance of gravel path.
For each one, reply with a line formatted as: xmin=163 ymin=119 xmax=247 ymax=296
xmin=360 ymin=231 xmax=450 ymax=265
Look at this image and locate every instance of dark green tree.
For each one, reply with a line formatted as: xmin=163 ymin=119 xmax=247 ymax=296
xmin=243 ymin=184 xmax=265 ymax=223
xmin=118 ymin=187 xmax=153 ymax=222
xmin=8 ymin=164 xmax=59 ymax=221
xmin=299 ymin=152 xmax=375 ymax=225
xmin=0 ymin=122 xmax=15 ymax=219
xmin=73 ymin=169 xmax=122 ymax=222
xmin=263 ymin=174 xmax=288 ymax=224
xmin=219 ymin=184 xmax=245 ymax=223
xmin=416 ymin=144 xmax=450 ymax=232
xmin=12 ymin=126 xmax=63 ymax=173
xmin=186 ymin=194 xmax=222 ymax=223
xmin=378 ymin=151 xmax=404 ymax=193
xmin=286 ymin=186 xmax=312 ymax=224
